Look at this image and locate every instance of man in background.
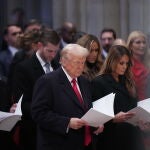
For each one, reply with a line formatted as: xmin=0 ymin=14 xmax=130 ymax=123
xmin=54 ymin=21 xmax=77 ymax=64
xmin=100 ymin=28 xmax=116 ymax=60
xmin=0 ymin=24 xmax=22 ymax=77
xmin=11 ymin=28 xmax=60 ymax=150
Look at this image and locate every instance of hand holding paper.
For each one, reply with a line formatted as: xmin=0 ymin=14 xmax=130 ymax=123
xmin=113 ymin=111 xmax=135 ymax=123
xmin=93 ymin=124 xmax=104 ymax=135
xmin=126 ymin=98 xmax=150 ymax=126
xmin=81 ymin=93 xmax=115 ymax=127
xmin=0 ymin=95 xmax=22 ymax=131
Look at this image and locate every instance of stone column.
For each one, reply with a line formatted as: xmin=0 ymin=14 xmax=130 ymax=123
xmin=86 ymin=0 xmax=104 ymax=36
xmin=129 ymin=0 xmax=144 ymax=32
xmin=143 ymin=0 xmax=150 ymax=34
xmin=52 ymin=0 xmax=66 ymax=29
xmin=120 ymin=0 xmax=129 ymax=39
xmin=23 ymin=0 xmax=41 ymax=21
xmin=40 ymin=0 xmax=53 ymax=27
xmin=103 ymin=0 xmax=120 ymax=37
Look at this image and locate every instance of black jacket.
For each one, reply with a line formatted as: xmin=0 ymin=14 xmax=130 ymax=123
xmin=91 ymin=74 xmax=145 ymax=150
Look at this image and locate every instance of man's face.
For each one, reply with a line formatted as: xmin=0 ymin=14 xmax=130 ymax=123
xmin=63 ymin=55 xmax=86 ymax=78
xmin=101 ymin=32 xmax=115 ymax=52
xmin=5 ymin=26 xmax=22 ymax=47
xmin=39 ymin=42 xmax=60 ymax=62
xmin=62 ymin=29 xmax=76 ymax=44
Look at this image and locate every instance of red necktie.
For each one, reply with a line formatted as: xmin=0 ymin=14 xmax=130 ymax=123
xmin=71 ymin=78 xmax=83 ymax=104
xmin=71 ymin=78 xmax=91 ymax=146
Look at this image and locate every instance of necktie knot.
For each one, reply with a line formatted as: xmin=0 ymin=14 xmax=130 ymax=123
xmin=71 ymin=78 xmax=76 ymax=85
xmin=45 ymin=62 xmax=50 ymax=73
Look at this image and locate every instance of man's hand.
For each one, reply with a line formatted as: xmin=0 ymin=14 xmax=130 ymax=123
xmin=9 ymin=103 xmax=17 ymax=113
xmin=113 ymin=111 xmax=135 ymax=123
xmin=93 ymin=124 xmax=104 ymax=135
xmin=138 ymin=120 xmax=150 ymax=131
xmin=69 ymin=118 xmax=87 ymax=130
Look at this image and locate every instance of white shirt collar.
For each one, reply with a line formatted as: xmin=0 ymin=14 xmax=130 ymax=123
xmin=36 ymin=51 xmax=53 ymax=72
xmin=102 ymin=49 xmax=108 ymax=58
xmin=36 ymin=51 xmax=46 ymax=67
xmin=62 ymin=66 xmax=77 ymax=83
xmin=8 ymin=46 xmax=19 ymax=56
xmin=61 ymin=39 xmax=68 ymax=47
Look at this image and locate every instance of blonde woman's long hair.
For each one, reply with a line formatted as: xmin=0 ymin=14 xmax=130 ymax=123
xmin=127 ymin=30 xmax=149 ymax=66
xmin=77 ymin=34 xmax=103 ymax=80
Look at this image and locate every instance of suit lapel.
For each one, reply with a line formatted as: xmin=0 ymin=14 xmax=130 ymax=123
xmin=78 ymin=77 xmax=91 ymax=110
xmin=58 ymin=68 xmax=85 ymax=111
xmin=31 ymin=54 xmax=45 ymax=75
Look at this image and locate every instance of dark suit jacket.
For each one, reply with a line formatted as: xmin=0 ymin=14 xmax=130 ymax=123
xmin=31 ymin=68 xmax=92 ymax=150
xmin=91 ymin=74 xmax=145 ymax=150
xmin=11 ymin=54 xmax=59 ymax=150
xmin=12 ymin=53 xmax=58 ymax=118
xmin=7 ymin=50 xmax=30 ymax=106
xmin=92 ymin=74 xmax=137 ymax=114
xmin=0 ymin=48 xmax=13 ymax=77
xmin=146 ymin=75 xmax=150 ymax=97
xmin=0 ymin=79 xmax=9 ymax=111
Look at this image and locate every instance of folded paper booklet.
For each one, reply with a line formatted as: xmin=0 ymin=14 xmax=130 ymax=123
xmin=126 ymin=98 xmax=150 ymax=126
xmin=81 ymin=93 xmax=115 ymax=127
xmin=0 ymin=95 xmax=22 ymax=131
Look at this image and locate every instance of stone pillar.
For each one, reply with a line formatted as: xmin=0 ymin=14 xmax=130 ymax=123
xmin=103 ymin=0 xmax=120 ymax=37
xmin=6 ymin=0 xmax=23 ymax=24
xmin=23 ymin=0 xmax=41 ymax=21
xmin=120 ymin=0 xmax=129 ymax=39
xmin=86 ymin=0 xmax=104 ymax=36
xmin=143 ymin=0 xmax=150 ymax=34
xmin=40 ymin=0 xmax=53 ymax=27
xmin=0 ymin=0 xmax=7 ymax=30
xmin=129 ymin=0 xmax=144 ymax=32
xmin=52 ymin=0 xmax=66 ymax=29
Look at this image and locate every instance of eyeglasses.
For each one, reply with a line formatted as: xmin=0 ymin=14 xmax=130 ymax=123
xmin=11 ymin=32 xmax=22 ymax=36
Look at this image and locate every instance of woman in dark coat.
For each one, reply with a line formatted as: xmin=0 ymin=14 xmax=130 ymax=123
xmin=91 ymin=45 xmax=145 ymax=150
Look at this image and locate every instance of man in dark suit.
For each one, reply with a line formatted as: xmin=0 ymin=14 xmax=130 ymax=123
xmin=11 ymin=28 xmax=60 ymax=150
xmin=31 ymin=44 xmax=103 ymax=150
xmin=54 ymin=21 xmax=77 ymax=64
xmin=99 ymin=28 xmax=116 ymax=60
xmin=0 ymin=24 xmax=22 ymax=78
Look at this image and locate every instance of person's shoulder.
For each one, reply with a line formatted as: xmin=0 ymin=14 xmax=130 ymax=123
xmin=43 ymin=68 xmax=60 ymax=79
xmin=79 ymin=75 xmax=91 ymax=84
xmin=14 ymin=50 xmax=26 ymax=59
xmin=92 ymin=74 xmax=106 ymax=81
xmin=17 ymin=53 xmax=37 ymax=67
xmin=11 ymin=52 xmax=26 ymax=67
xmin=14 ymin=57 xmax=32 ymax=72
xmin=92 ymin=74 xmax=112 ymax=85
xmin=80 ymin=74 xmax=89 ymax=80
xmin=16 ymin=58 xmax=28 ymax=67
xmin=0 ymin=49 xmax=10 ymax=59
xmin=36 ymin=69 xmax=58 ymax=86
